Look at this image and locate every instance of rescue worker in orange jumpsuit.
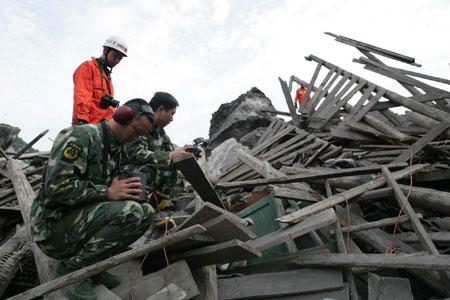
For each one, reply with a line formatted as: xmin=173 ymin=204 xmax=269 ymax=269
xmin=294 ymin=85 xmax=311 ymax=111
xmin=72 ymin=36 xmax=128 ymax=125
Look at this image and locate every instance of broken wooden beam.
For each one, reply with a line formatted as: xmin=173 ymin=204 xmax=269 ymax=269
xmin=6 ymin=225 xmax=206 ymax=300
xmin=292 ymin=253 xmax=450 ymax=271
xmin=277 ymin=164 xmax=427 ymax=224
xmin=246 ymin=208 xmax=336 ymax=251
xmin=174 ymin=154 xmax=225 ymax=209
xmin=215 ymin=163 xmax=408 ymax=190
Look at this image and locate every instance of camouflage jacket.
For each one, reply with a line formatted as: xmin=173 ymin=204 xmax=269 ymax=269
xmin=30 ymin=120 xmax=121 ymax=242
xmin=122 ymin=126 xmax=174 ymax=166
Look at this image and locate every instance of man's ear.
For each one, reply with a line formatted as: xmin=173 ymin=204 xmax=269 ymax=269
xmin=155 ymin=106 xmax=165 ymax=114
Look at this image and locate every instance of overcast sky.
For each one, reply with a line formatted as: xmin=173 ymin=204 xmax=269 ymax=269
xmin=1 ymin=0 xmax=450 ymax=151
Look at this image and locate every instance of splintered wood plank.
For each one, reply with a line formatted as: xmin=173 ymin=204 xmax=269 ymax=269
xmin=255 ymin=118 xmax=278 ymax=145
xmin=234 ymin=148 xmax=312 ymax=192
xmin=7 ymin=159 xmax=58 ymax=287
xmin=351 ymin=88 xmax=386 ymax=123
xmin=279 ymin=77 xmax=301 ymax=128
xmin=303 ymin=141 xmax=329 ymax=167
xmin=246 ymin=208 xmax=336 ymax=251
xmin=327 ymin=32 xmax=419 ymax=65
xmin=334 ymin=205 xmax=448 ymax=297
xmin=176 ymin=202 xmax=246 ymax=232
xmin=145 ymin=284 xmax=187 ymax=300
xmin=8 ymin=225 xmax=206 ymax=300
xmin=174 ymin=154 xmax=225 ymax=209
xmin=393 ymin=121 xmax=450 ymax=163
xmin=312 ymin=72 xmax=351 ymax=118
xmin=344 ymin=121 xmax=393 ymax=141
xmin=331 ymin=126 xmax=378 ymax=142
xmin=371 ymin=93 xmax=447 ymax=111
xmin=381 ymin=167 xmax=450 ymax=290
xmin=342 ymin=84 xmax=376 ymax=124
xmin=270 ymin=186 xmax=320 ymax=202
xmin=260 ymin=134 xmax=315 ymax=162
xmin=300 ymin=59 xmax=323 ymax=112
xmin=262 ymin=284 xmax=349 ymax=300
xmin=215 ymin=163 xmax=408 ymax=190
xmin=220 ymin=125 xmax=296 ymax=182
xmin=314 ymin=73 xmax=355 ymax=117
xmin=305 ymin=66 xmax=338 ymax=114
xmin=292 ymin=253 xmax=450 ymax=271
xmin=200 ymin=214 xmax=256 ymax=243
xmin=311 ymin=77 xmax=363 ymax=129
xmin=368 ymin=273 xmax=413 ymax=300
xmin=276 ymin=164 xmax=427 ymax=224
xmin=169 ymin=239 xmax=261 ymax=267
xmin=397 ymin=232 xmax=450 ymax=244
xmin=113 ymin=260 xmax=198 ymax=300
xmin=218 ymin=268 xmax=343 ymax=300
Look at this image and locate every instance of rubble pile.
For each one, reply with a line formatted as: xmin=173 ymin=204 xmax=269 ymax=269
xmin=1 ymin=32 xmax=450 ymax=299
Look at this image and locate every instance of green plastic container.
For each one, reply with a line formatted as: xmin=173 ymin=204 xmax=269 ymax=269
xmin=236 ymin=194 xmax=289 ymax=264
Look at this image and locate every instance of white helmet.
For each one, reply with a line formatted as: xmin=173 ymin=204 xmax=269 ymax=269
xmin=103 ymin=35 xmax=128 ymax=57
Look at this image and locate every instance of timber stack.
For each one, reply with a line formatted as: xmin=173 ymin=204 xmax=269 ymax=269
xmin=1 ymin=32 xmax=450 ymax=299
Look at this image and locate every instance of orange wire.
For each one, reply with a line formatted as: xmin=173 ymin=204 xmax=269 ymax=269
xmin=386 ymin=145 xmax=414 ymax=254
xmin=131 ymin=191 xmax=171 ymax=300
xmin=342 ymin=194 xmax=351 ymax=254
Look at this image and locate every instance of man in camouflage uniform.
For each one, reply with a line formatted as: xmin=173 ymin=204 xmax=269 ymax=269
xmin=30 ymin=98 xmax=154 ymax=300
xmin=122 ymin=92 xmax=193 ymax=212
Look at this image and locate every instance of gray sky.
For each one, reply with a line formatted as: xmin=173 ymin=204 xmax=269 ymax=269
xmin=1 ymin=0 xmax=449 ymax=151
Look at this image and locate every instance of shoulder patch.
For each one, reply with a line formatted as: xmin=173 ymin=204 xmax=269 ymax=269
xmin=63 ymin=142 xmax=82 ymax=161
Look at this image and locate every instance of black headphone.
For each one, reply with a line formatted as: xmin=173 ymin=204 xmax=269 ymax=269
xmin=112 ymin=104 xmax=154 ymax=124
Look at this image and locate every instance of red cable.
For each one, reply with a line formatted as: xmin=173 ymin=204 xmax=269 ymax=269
xmin=131 ymin=191 xmax=171 ymax=300
xmin=342 ymin=194 xmax=351 ymax=254
xmin=386 ymin=146 xmax=414 ymax=254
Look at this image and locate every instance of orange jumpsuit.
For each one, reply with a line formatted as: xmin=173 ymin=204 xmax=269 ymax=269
xmin=294 ymin=87 xmax=311 ymax=108
xmin=72 ymin=57 xmax=115 ymax=125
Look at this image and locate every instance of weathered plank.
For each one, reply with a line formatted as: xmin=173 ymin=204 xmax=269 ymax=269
xmin=292 ymin=253 xmax=450 ymax=271
xmin=334 ymin=205 xmax=449 ymax=297
xmin=246 ymin=208 xmax=336 ymax=251
xmin=368 ymin=273 xmax=413 ymax=300
xmin=393 ymin=121 xmax=450 ymax=163
xmin=6 ymin=159 xmax=58 ymax=287
xmin=300 ymin=59 xmax=323 ymax=112
xmin=12 ymin=129 xmax=49 ymax=159
xmin=333 ymin=213 xmax=423 ymax=234
xmin=215 ymin=163 xmax=408 ymax=190
xmin=381 ymin=167 xmax=450 ymax=290
xmin=176 ymin=201 xmax=248 ymax=233
xmin=6 ymin=225 xmax=206 ymax=300
xmin=218 ymin=268 xmax=343 ymax=300
xmin=276 ymin=164 xmax=427 ymax=224
xmin=144 ymin=284 xmax=187 ymax=300
xmin=113 ymin=260 xmax=198 ymax=300
xmin=279 ymin=77 xmax=301 ymax=128
xmin=174 ymin=154 xmax=225 ymax=209
xmin=168 ymin=239 xmax=261 ymax=267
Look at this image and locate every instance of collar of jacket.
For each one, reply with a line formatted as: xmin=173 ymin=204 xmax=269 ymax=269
xmin=93 ymin=57 xmax=112 ymax=77
xmin=102 ymin=120 xmax=120 ymax=155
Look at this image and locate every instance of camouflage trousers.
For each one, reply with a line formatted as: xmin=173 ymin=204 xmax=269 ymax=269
xmin=36 ymin=201 xmax=154 ymax=268
xmin=127 ymin=163 xmax=177 ymax=197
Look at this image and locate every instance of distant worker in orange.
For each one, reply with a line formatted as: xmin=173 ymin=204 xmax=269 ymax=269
xmin=294 ymin=85 xmax=311 ymax=111
xmin=72 ymin=36 xmax=128 ymax=125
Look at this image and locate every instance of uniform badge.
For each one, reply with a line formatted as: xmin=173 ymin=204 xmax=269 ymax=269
xmin=63 ymin=142 xmax=82 ymax=161
xmin=110 ymin=143 xmax=117 ymax=152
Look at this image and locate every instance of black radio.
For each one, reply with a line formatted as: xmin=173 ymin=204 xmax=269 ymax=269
xmin=119 ymin=170 xmax=147 ymax=203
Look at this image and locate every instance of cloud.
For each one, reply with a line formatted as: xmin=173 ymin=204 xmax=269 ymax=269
xmin=1 ymin=0 xmax=450 ymax=151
